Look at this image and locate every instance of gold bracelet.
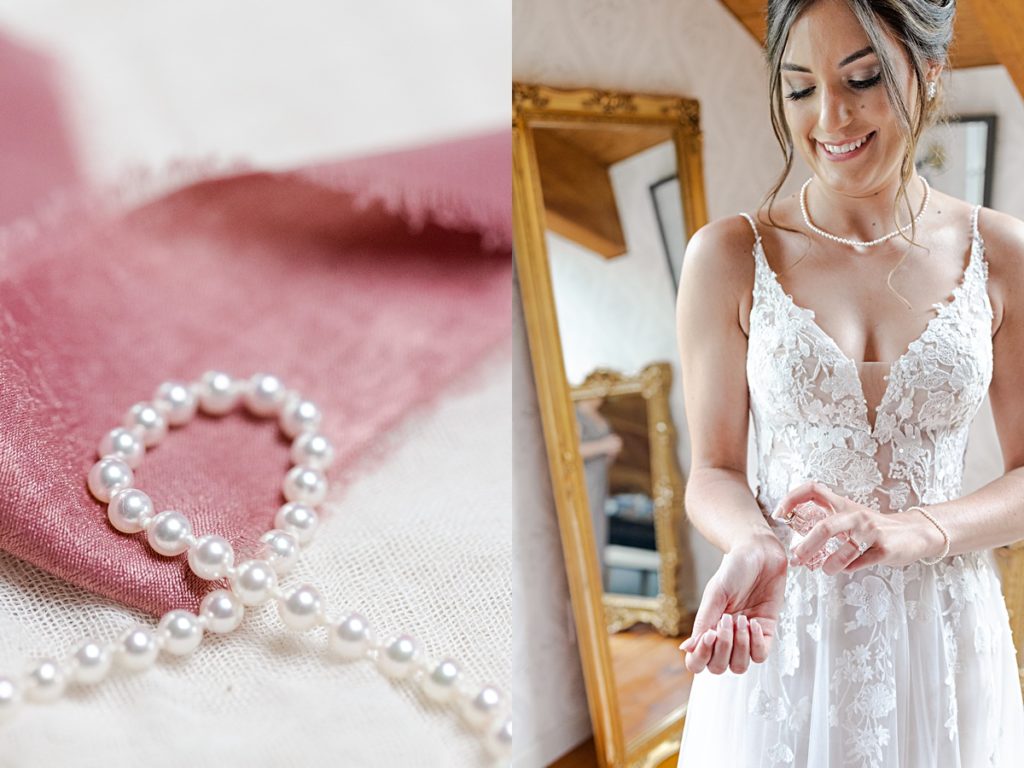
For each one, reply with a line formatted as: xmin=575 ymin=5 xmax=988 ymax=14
xmin=906 ymin=504 xmax=950 ymax=565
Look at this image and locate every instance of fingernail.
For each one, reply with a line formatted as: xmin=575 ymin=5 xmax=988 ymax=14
xmin=679 ymin=636 xmax=695 ymax=651
xmin=737 ymin=614 xmax=748 ymax=630
xmin=751 ymin=619 xmax=762 ymax=633
xmin=703 ymin=630 xmax=717 ymax=646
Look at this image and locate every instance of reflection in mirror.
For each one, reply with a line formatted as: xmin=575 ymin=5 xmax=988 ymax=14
xmin=537 ymin=120 xmax=692 ymax=629
xmin=537 ymin=118 xmax=696 ymax=759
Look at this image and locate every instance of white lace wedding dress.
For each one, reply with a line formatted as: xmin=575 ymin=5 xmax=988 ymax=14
xmin=676 ymin=206 xmax=1024 ymax=767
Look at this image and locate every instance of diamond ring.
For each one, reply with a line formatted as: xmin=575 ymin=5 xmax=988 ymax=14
xmin=852 ymin=538 xmax=870 ymax=555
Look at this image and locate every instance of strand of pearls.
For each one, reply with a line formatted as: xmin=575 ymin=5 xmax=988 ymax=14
xmin=0 ymin=372 xmax=511 ymax=762
xmin=800 ymin=175 xmax=930 ymax=248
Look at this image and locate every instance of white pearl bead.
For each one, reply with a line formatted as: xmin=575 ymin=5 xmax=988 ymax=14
xmin=146 ymin=510 xmax=192 ymax=556
xmin=277 ymin=584 xmax=323 ymax=631
xmin=198 ymin=371 xmax=240 ymax=415
xmin=158 ymin=610 xmax=203 ymax=655
xmin=258 ymin=529 xmax=299 ymax=574
xmin=123 ymin=402 xmax=168 ymax=447
xmin=377 ymin=634 xmax=421 ymax=679
xmin=282 ymin=465 xmax=328 ymax=505
xmin=274 ymin=502 xmax=319 ymax=545
xmin=421 ymin=658 xmax=462 ymax=702
xmin=117 ymin=627 xmax=158 ymax=672
xmin=328 ymin=613 xmax=374 ymax=659
xmin=70 ymin=640 xmax=111 ymax=685
xmin=25 ymin=659 xmax=65 ymax=703
xmin=229 ymin=560 xmax=277 ymax=606
xmin=280 ymin=393 xmax=322 ymax=439
xmin=244 ymin=373 xmax=287 ymax=417
xmin=200 ymin=589 xmax=245 ymax=633
xmin=98 ymin=427 xmax=145 ymax=468
xmin=460 ymin=684 xmax=504 ymax=730
xmin=188 ymin=535 xmax=234 ymax=579
xmin=153 ymin=381 xmax=198 ymax=426
xmin=0 ymin=676 xmax=22 ymax=723
xmin=107 ymin=488 xmax=154 ymax=534
xmin=291 ymin=432 xmax=336 ymax=470
xmin=484 ymin=715 xmax=513 ymax=759
xmin=87 ymin=457 xmax=134 ymax=502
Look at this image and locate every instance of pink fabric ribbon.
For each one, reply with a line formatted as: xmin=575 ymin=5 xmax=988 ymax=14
xmin=0 ymin=87 xmax=510 ymax=616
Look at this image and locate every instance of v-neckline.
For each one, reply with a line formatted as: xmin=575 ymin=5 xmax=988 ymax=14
xmin=754 ymin=233 xmax=980 ymax=437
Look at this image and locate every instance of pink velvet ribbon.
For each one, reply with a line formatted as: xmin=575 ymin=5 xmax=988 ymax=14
xmin=0 ymin=46 xmax=511 ymax=616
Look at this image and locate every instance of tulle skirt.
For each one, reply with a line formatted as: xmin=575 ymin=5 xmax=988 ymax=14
xmin=677 ymin=550 xmax=1024 ymax=767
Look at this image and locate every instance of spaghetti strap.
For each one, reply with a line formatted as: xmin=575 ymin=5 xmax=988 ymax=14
xmin=971 ymin=204 xmax=983 ymax=245
xmin=738 ymin=212 xmax=762 ymax=246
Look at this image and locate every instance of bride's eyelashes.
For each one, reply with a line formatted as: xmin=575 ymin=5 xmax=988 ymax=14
xmin=785 ymin=72 xmax=883 ymax=101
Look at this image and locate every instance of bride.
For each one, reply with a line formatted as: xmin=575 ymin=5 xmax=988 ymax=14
xmin=675 ymin=0 xmax=1024 ymax=764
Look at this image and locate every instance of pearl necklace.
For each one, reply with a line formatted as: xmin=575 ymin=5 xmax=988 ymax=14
xmin=0 ymin=372 xmax=512 ymax=761
xmin=799 ymin=176 xmax=930 ymax=248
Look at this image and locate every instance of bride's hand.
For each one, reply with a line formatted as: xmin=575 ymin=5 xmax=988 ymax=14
xmin=774 ymin=481 xmax=946 ymax=573
xmin=678 ymin=534 xmax=787 ymax=675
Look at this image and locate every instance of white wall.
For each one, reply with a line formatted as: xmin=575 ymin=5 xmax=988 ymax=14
xmin=513 ymin=1 xmax=1020 ymax=765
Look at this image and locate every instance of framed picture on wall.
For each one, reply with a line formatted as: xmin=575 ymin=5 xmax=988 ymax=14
xmin=915 ymin=113 xmax=996 ymax=207
xmin=650 ymin=174 xmax=686 ymax=294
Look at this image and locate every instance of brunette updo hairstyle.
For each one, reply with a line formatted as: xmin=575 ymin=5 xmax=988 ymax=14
xmin=759 ymin=0 xmax=956 ymax=308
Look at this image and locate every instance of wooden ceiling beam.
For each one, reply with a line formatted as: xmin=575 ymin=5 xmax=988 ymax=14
xmin=970 ymin=0 xmax=1024 ymax=99
xmin=533 ymin=129 xmax=627 ymax=259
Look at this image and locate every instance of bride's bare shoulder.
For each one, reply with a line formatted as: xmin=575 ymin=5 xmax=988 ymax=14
xmin=975 ymin=204 xmax=1024 ymax=260
xmin=681 ymin=214 xmax=760 ymax=289
xmin=678 ymin=213 xmax=771 ymax=335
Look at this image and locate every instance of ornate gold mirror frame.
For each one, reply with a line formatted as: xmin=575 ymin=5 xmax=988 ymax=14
xmin=513 ymin=82 xmax=708 ymax=768
xmin=571 ymin=364 xmax=687 ymax=637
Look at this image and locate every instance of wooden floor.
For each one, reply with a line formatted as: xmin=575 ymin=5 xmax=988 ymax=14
xmin=609 ymin=624 xmax=693 ymax=746
xmin=551 ymin=737 xmax=679 ymax=768
xmin=550 ymin=624 xmax=693 ymax=767
xmin=550 ymin=738 xmax=597 ymax=767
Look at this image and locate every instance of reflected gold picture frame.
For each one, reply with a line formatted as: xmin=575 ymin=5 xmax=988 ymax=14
xmin=570 ymin=363 xmax=688 ymax=638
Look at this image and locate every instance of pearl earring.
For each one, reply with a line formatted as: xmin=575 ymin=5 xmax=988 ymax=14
xmin=927 ymin=81 xmax=937 ymax=101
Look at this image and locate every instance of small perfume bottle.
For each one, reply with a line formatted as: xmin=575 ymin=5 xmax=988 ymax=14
xmin=787 ymin=501 xmax=849 ymax=570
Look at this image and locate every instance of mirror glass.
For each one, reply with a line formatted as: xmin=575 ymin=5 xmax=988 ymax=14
xmin=531 ymin=120 xmax=695 ymax=751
